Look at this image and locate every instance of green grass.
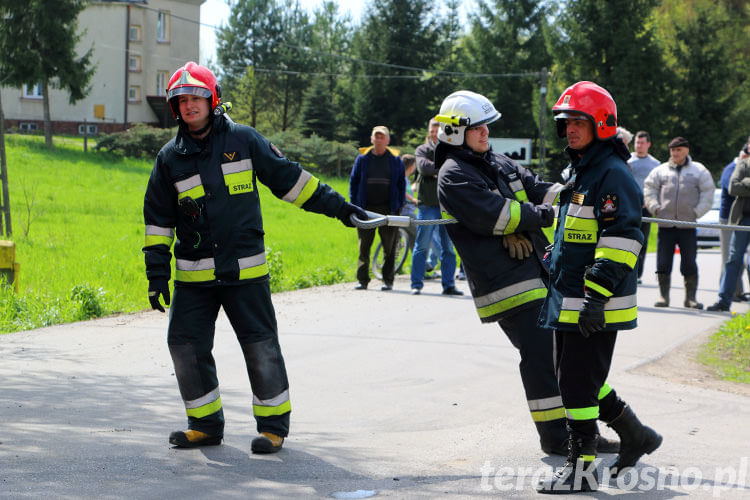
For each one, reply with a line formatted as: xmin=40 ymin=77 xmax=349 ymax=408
xmin=0 ymin=134 xmax=361 ymax=333
xmin=698 ymin=312 xmax=750 ymax=384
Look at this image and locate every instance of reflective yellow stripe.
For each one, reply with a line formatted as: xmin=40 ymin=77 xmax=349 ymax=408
xmin=559 ymin=306 xmax=637 ymax=324
xmin=224 ymin=170 xmax=254 ymax=195
xmin=293 ymin=176 xmax=319 ymax=207
xmin=580 ymin=454 xmax=596 ymax=462
xmin=441 ymin=210 xmax=455 ymax=220
xmin=283 ymin=170 xmax=320 ymax=207
xmin=564 ymin=216 xmax=598 ymax=232
xmin=477 ymin=287 xmax=547 ymax=319
xmin=584 ymin=279 xmax=613 ymax=298
xmin=176 ymin=268 xmax=216 ymax=282
xmin=598 ymin=382 xmax=613 ymax=400
xmin=566 ymin=406 xmax=599 ymax=420
xmin=503 ymin=200 xmax=521 ymax=234
xmin=176 ymin=257 xmax=216 ymax=282
xmin=178 ymin=184 xmax=205 ymax=201
xmin=145 ymin=235 xmax=174 ymax=247
xmin=186 ymin=396 xmax=222 ymax=419
xmin=239 ymin=262 xmax=269 ymax=280
xmin=253 ymin=399 xmax=291 ymax=417
xmin=595 ymin=247 xmax=638 ymax=268
xmin=531 ymin=407 xmax=567 ymax=422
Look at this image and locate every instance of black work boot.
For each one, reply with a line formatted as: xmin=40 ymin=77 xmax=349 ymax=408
xmin=684 ymin=274 xmax=703 ymax=309
xmin=654 ymin=273 xmax=670 ymax=307
xmin=597 ymin=435 xmax=620 ymax=453
xmin=251 ymin=432 xmax=284 ymax=454
xmin=169 ymin=429 xmax=223 ymax=448
xmin=537 ymin=435 xmax=599 ymax=494
xmin=606 ymin=405 xmax=662 ymax=477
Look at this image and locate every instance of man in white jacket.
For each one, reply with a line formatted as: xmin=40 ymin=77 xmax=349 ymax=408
xmin=643 ymin=136 xmax=714 ymax=308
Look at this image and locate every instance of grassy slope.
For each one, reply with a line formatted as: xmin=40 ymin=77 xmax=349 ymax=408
xmin=1 ymin=134 xmax=358 ymax=332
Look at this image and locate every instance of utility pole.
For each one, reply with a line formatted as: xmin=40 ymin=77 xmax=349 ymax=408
xmin=538 ymin=67 xmax=548 ymax=178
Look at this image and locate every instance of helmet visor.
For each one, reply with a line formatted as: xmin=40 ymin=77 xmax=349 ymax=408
xmin=167 ymin=86 xmax=212 ymax=101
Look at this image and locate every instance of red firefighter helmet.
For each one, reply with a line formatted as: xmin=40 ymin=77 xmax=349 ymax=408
xmin=552 ymin=81 xmax=617 ymax=140
xmin=166 ymin=62 xmax=221 ymax=119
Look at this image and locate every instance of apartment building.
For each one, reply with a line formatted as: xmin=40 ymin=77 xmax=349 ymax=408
xmin=1 ymin=0 xmax=205 ymax=135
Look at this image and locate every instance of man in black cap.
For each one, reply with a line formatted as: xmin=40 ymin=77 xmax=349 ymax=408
xmin=643 ymin=136 xmax=715 ymax=308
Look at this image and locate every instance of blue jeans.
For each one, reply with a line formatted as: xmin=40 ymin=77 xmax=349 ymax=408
xmin=717 ymin=216 xmax=750 ymax=306
xmin=410 ymin=205 xmax=456 ymax=290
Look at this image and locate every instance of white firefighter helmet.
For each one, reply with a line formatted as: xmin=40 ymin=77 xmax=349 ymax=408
xmin=435 ymin=91 xmax=501 ymax=146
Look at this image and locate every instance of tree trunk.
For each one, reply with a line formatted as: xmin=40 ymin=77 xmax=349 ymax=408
xmin=0 ymin=96 xmax=11 ymax=236
xmin=43 ymin=77 xmax=53 ymax=149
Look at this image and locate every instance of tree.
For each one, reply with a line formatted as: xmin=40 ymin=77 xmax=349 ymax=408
xmin=1 ymin=0 xmax=94 ymax=149
xmin=216 ymin=0 xmax=283 ymax=128
xmin=300 ymin=78 xmax=336 ymax=140
xmin=348 ymin=0 xmax=443 ymax=145
xmin=546 ymin=0 xmax=671 ymax=156
xmin=459 ymin=0 xmax=552 ymax=139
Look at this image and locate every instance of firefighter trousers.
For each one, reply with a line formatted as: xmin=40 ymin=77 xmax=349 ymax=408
xmin=497 ymin=305 xmax=567 ymax=447
xmin=167 ymin=280 xmax=291 ymax=437
xmin=553 ymin=329 xmax=626 ymax=440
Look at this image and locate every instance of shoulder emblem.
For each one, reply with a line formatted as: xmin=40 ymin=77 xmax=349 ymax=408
xmin=270 ymin=143 xmax=284 ymax=158
xmin=601 ymin=194 xmax=617 ymax=213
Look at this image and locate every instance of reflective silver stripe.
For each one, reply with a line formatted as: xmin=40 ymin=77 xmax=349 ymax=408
xmin=238 ymin=252 xmax=266 ymax=269
xmin=597 ymin=236 xmax=642 ymax=255
xmin=282 ymin=170 xmax=312 ymax=203
xmin=561 ymin=294 xmax=637 ymax=311
xmin=528 ymin=395 xmax=564 ymax=411
xmin=253 ymin=389 xmax=289 ymax=407
xmin=185 ymin=387 xmax=220 ymax=409
xmin=176 ymin=257 xmax=215 ymax=271
xmin=145 ymin=225 xmax=174 ymax=237
xmin=174 ymin=174 xmax=202 ymax=194
xmin=543 ymin=183 xmax=565 ymax=204
xmin=492 ymin=199 xmax=513 ymax=235
xmin=474 ymin=278 xmax=546 ymax=308
xmin=567 ymin=204 xmax=595 ymax=218
xmin=221 ymin=158 xmax=253 ymax=175
xmin=509 ymin=179 xmax=524 ymax=193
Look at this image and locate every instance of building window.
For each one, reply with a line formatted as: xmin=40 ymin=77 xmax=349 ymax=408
xmin=22 ymin=83 xmax=43 ymax=99
xmin=19 ymin=122 xmax=38 ymax=132
xmin=128 ymin=54 xmax=141 ymax=72
xmin=156 ymin=71 xmax=169 ymax=96
xmin=157 ymin=11 xmax=170 ymax=43
xmin=129 ymin=24 xmax=141 ymax=42
xmin=128 ymin=85 xmax=141 ymax=102
xmin=78 ymin=124 xmax=98 ymax=135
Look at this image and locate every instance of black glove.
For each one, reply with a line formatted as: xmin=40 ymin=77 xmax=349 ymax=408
xmin=148 ymin=278 xmax=170 ymax=313
xmin=337 ymin=202 xmax=368 ymax=228
xmin=578 ymin=289 xmax=607 ymax=338
xmin=538 ymin=203 xmax=555 ymax=227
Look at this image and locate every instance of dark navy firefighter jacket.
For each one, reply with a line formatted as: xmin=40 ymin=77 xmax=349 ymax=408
xmin=143 ymin=115 xmax=345 ymax=286
xmin=539 ymin=139 xmax=643 ymax=332
xmin=437 ymin=145 xmax=563 ymax=323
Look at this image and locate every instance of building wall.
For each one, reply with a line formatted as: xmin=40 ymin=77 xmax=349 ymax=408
xmin=0 ymin=0 xmax=203 ymax=134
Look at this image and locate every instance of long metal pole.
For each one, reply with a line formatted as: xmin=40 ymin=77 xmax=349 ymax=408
xmin=0 ymin=96 xmax=11 ymax=236
xmin=538 ymin=67 xmax=548 ymax=178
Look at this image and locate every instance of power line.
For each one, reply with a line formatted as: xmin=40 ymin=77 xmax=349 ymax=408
xmin=133 ymin=3 xmax=541 ymax=80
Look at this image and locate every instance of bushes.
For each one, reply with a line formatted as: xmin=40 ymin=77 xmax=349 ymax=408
xmin=267 ymin=130 xmax=358 ymax=177
xmin=95 ymin=124 xmax=174 ymax=158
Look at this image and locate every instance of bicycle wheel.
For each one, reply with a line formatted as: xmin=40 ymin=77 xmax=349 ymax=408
xmin=372 ymin=228 xmax=410 ymax=280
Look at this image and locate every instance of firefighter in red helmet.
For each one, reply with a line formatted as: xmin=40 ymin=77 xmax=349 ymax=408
xmin=537 ymin=81 xmax=662 ymax=493
xmin=143 ymin=62 xmax=365 ymax=452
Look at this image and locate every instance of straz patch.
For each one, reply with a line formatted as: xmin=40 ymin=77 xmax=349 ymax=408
xmin=571 ymin=192 xmax=585 ymax=205
xmin=601 ymin=194 xmax=617 ymax=214
xmin=270 ymin=143 xmax=284 ymax=158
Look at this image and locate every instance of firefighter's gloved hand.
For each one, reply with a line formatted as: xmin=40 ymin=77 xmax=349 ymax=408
xmin=148 ymin=279 xmax=170 ymax=313
xmin=578 ymin=289 xmax=607 ymax=337
xmin=538 ymin=203 xmax=555 ymax=227
xmin=502 ymin=233 xmax=533 ymax=260
xmin=337 ymin=202 xmax=368 ymax=228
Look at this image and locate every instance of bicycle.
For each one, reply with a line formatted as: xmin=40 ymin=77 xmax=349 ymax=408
xmin=371 ymin=226 xmax=415 ymax=280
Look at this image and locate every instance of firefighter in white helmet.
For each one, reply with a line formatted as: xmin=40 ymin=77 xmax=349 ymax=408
xmin=434 ymin=90 xmax=619 ymax=458
xmin=143 ymin=62 xmax=366 ymax=452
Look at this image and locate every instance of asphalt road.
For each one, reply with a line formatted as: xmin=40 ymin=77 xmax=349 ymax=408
xmin=1 ymin=249 xmax=749 ymax=499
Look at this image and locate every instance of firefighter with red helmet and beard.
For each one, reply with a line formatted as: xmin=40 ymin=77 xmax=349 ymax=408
xmin=537 ymin=82 xmax=662 ymax=493
xmin=143 ymin=62 xmax=365 ymax=452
